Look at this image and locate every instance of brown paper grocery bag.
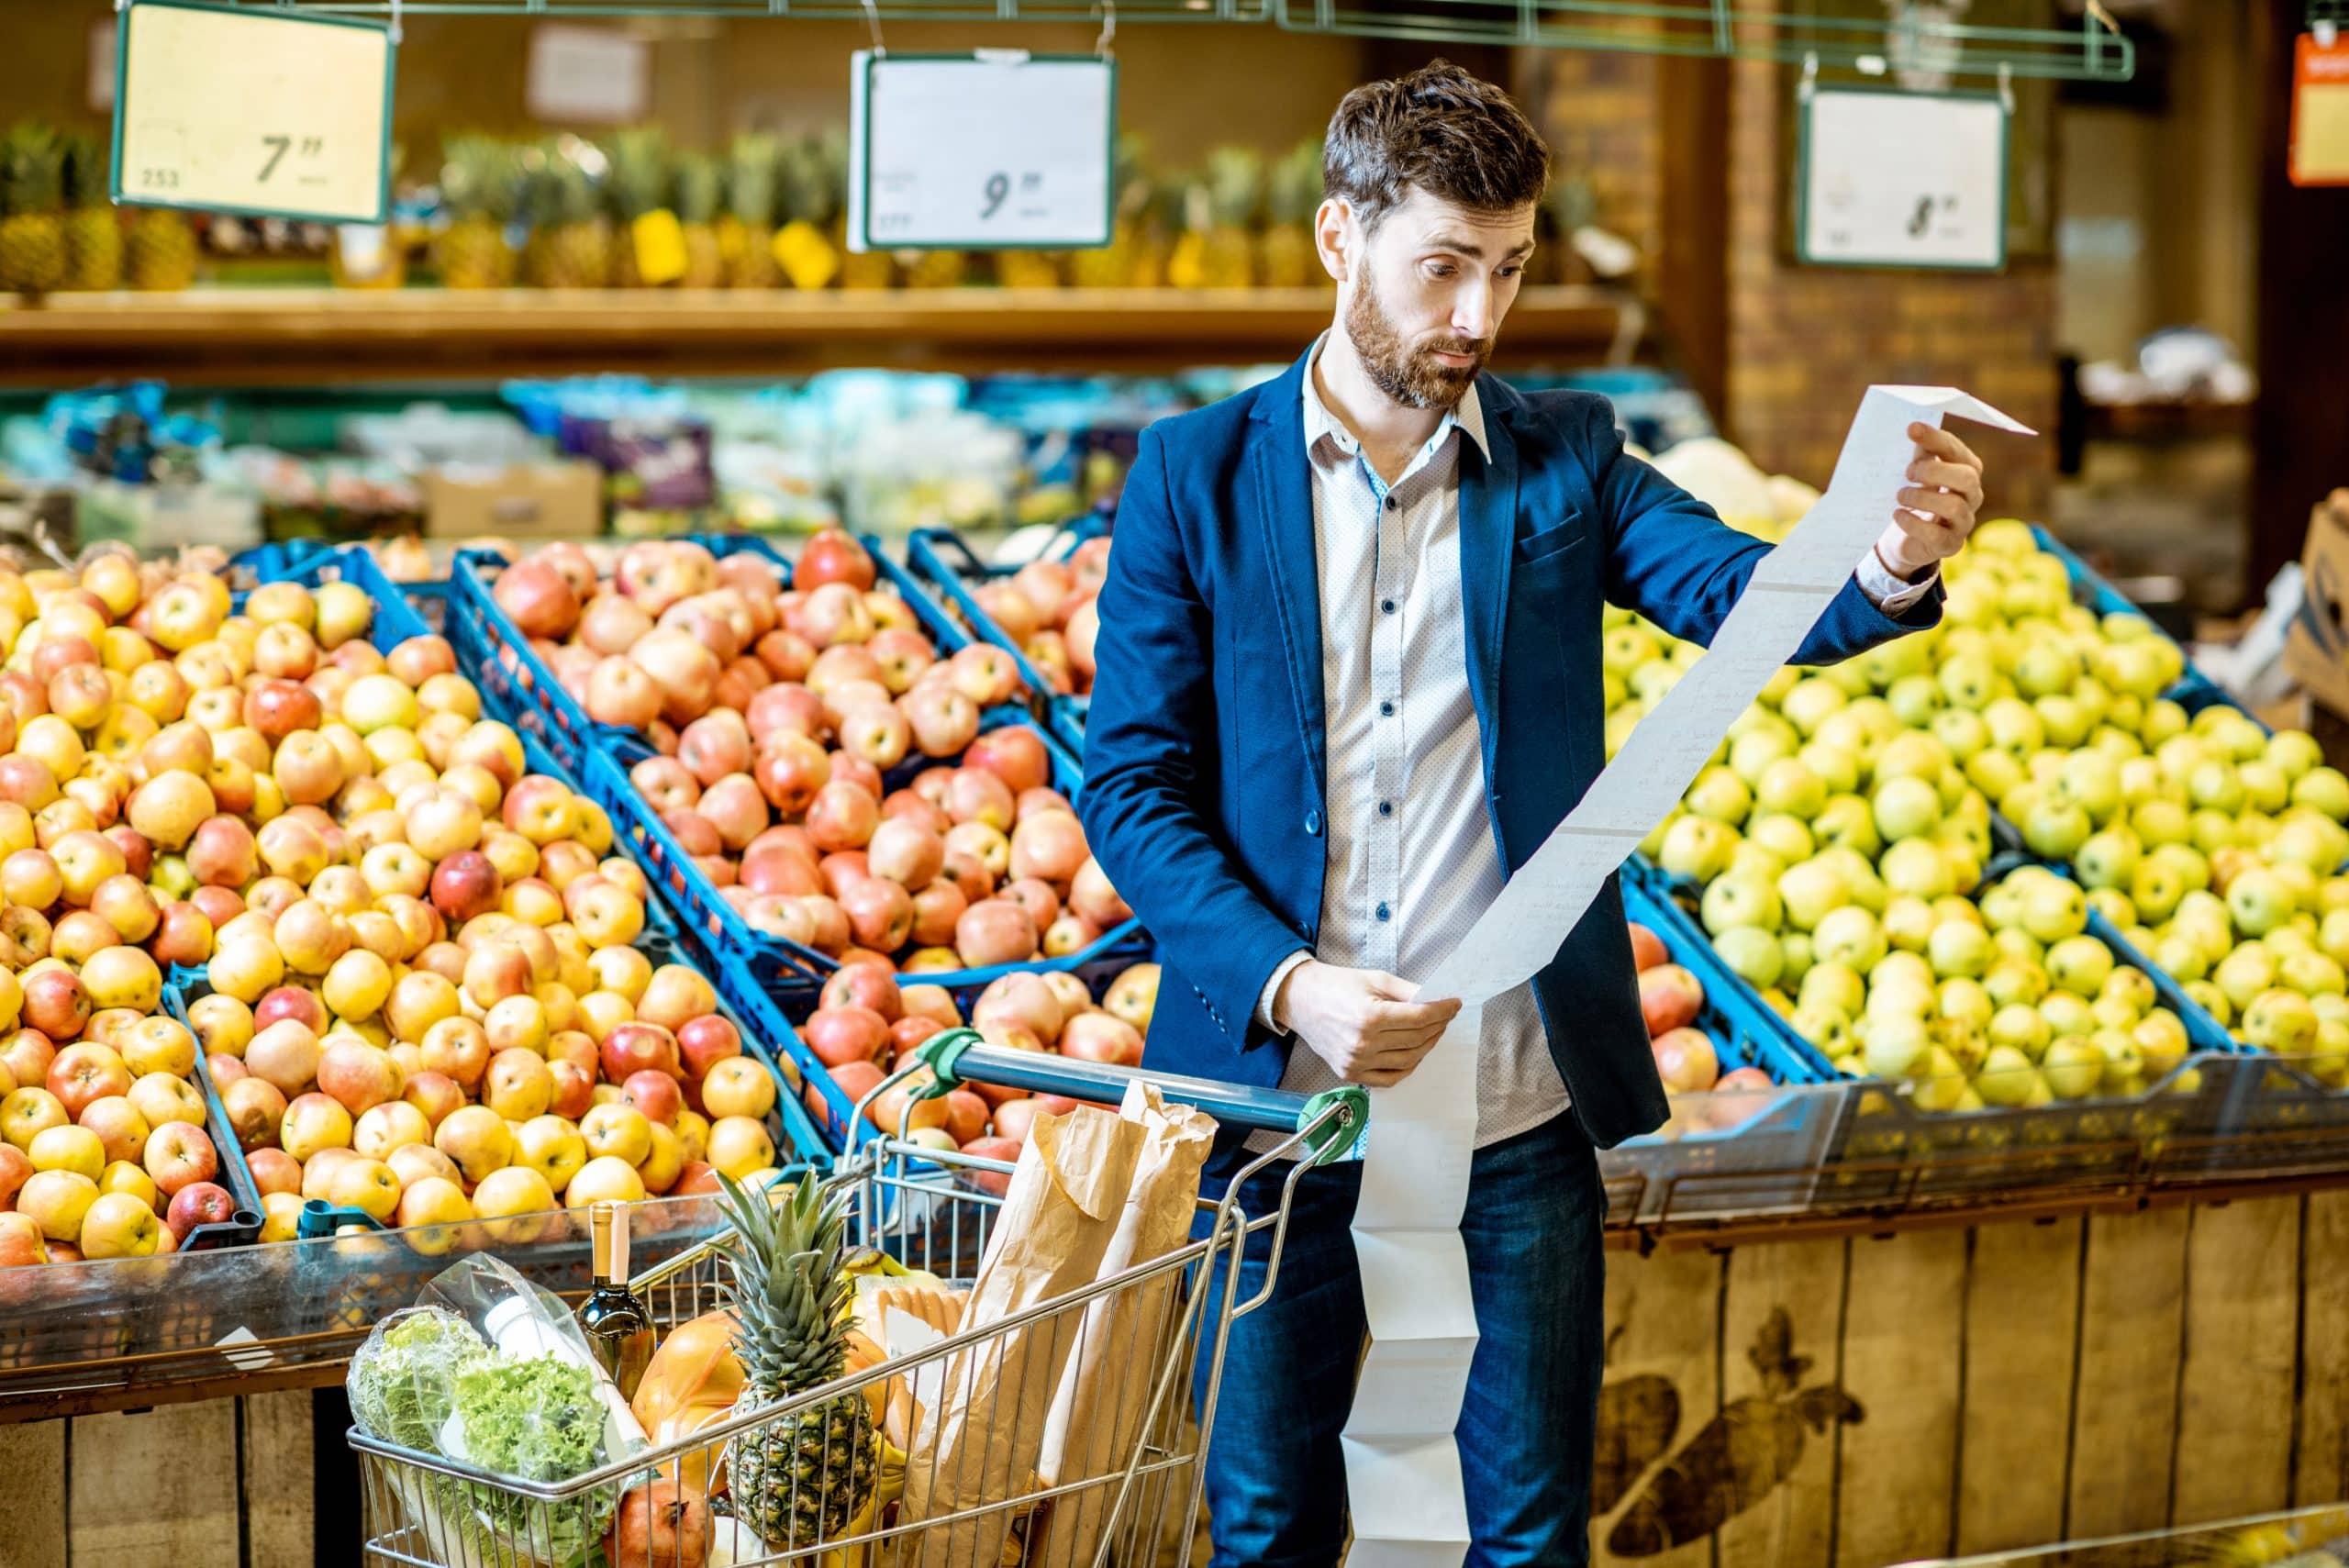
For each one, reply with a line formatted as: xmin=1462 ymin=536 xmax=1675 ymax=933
xmin=1033 ymin=1083 xmax=1216 ymax=1568
xmin=896 ymin=1103 xmax=1145 ymax=1567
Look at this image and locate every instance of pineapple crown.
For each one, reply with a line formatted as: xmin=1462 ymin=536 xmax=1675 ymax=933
xmin=674 ymin=151 xmax=722 ymax=226
xmin=778 ymin=133 xmax=844 ymax=228
xmin=1204 ymin=146 xmax=1264 ymax=229
xmin=440 ymin=134 xmax=521 ymax=223
xmin=726 ymin=132 xmax=781 ymax=228
xmin=1267 ymin=138 xmax=1324 ymax=226
xmin=607 ymin=126 xmax=674 ymax=221
xmin=1 ymin=125 xmax=64 ymax=217
xmin=523 ymin=139 xmax=601 ymax=228
xmin=61 ymin=135 xmax=109 ymax=212
xmin=714 ymin=1173 xmax=859 ymax=1396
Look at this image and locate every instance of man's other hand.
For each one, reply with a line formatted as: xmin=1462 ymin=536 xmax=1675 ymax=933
xmin=1271 ymin=960 xmax=1463 ymax=1087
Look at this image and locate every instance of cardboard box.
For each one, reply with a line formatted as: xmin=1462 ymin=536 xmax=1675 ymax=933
xmin=422 ymin=462 xmax=602 ymax=540
xmin=2285 ymin=489 xmax=2349 ymax=718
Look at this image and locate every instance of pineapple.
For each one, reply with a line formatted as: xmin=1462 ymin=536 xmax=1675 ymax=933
xmin=1159 ymin=171 xmax=1211 ymax=291
xmin=675 ymin=151 xmax=725 ymax=289
xmin=433 ymin=135 xmax=518 ymax=290
xmin=61 ymin=136 xmax=120 ymax=291
xmin=1070 ymin=137 xmax=1148 ymax=289
xmin=715 ymin=1174 xmax=880 ymax=1551
xmin=1257 ymin=138 xmax=1322 ymax=290
xmin=607 ymin=127 xmax=674 ymax=288
xmin=811 ymin=132 xmax=895 ymax=292
xmin=524 ymin=142 xmax=611 ymax=289
xmin=770 ymin=138 xmax=841 ymax=291
xmin=0 ymin=127 xmax=68 ymax=296
xmin=127 ymin=207 xmax=197 ymax=291
xmin=1196 ymin=146 xmax=1263 ymax=289
xmin=901 ymin=246 xmax=965 ymax=290
xmin=718 ymin=132 xmax=782 ymax=289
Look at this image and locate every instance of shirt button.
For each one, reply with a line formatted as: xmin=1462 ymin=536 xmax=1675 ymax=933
xmin=1385 ymin=497 xmax=1397 ymax=511
xmin=1382 ymin=599 xmax=1396 ymax=615
xmin=1380 ymin=700 xmax=1395 ymax=717
xmin=1375 ymin=902 xmax=1391 ymax=922
xmin=1305 ymin=809 xmax=1322 ymax=836
xmin=1378 ymin=801 xmax=1393 ymax=817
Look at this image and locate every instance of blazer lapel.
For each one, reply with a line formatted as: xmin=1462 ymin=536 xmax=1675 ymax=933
xmin=1247 ymin=354 xmax=1329 ymax=803
xmin=1457 ymin=386 xmax=1520 ymax=785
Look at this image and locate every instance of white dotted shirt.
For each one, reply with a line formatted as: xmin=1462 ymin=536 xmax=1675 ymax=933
xmin=1251 ymin=339 xmax=1936 ymax=1151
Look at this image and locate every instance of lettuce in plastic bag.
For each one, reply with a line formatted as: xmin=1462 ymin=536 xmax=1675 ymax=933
xmin=348 ymin=1307 xmax=490 ymax=1454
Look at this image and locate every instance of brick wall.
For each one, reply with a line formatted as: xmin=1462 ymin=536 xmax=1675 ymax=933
xmin=1722 ymin=57 xmax=2060 ymax=513
xmin=1535 ymin=50 xmax=1665 ymax=289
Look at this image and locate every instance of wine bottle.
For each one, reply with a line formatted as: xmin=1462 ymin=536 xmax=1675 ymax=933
xmin=578 ymin=1201 xmax=655 ymax=1400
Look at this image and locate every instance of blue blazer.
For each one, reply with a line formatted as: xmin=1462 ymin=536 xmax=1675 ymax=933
xmin=1078 ymin=350 xmax=1942 ymax=1149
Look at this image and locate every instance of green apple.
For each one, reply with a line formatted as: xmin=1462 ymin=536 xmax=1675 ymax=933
xmin=1798 ymin=741 xmax=1860 ymax=795
xmin=2226 ymin=867 xmax=2297 ymax=937
xmin=1965 ymin=747 xmax=2027 ymax=805
xmin=1658 ymin=816 xmax=1736 ymax=883
xmin=2058 ymin=752 xmax=2123 ymax=824
xmin=1753 ymin=756 xmax=1826 ymax=818
xmin=1885 ymin=674 xmax=1942 ymax=730
xmin=1871 ymin=950 xmax=1935 ymax=995
xmin=2132 ymin=1011 xmax=2189 ymax=1074
xmin=1730 ymin=727 xmax=1797 ymax=787
xmin=2294 ymin=766 xmax=2349 ymax=822
xmin=2018 ymin=874 xmax=2088 ymax=943
xmin=2107 ymin=695 xmax=2149 ymax=737
xmin=2100 ymin=967 xmax=2156 ymax=1014
xmin=1813 ymin=906 xmax=1886 ymax=972
xmin=2074 ymin=827 xmax=2141 ymax=892
xmin=1700 ymin=872 xmax=1782 ymax=936
xmin=1816 ymin=848 xmax=1887 ymax=913
xmin=1728 ymin=841 xmax=1789 ymax=884
xmin=2323 ymin=877 xmax=2349 ymax=914
xmin=2027 ymin=748 xmax=2069 ymax=787
xmin=1930 ymin=708 xmax=1990 ymax=763
xmin=2090 ymin=995 xmax=2140 ymax=1033
xmin=1812 ymin=795 xmax=1881 ymax=857
xmin=1859 ymin=633 xmax=1931 ymax=688
xmin=1712 ymin=926 xmax=1784 ymax=988
xmin=2086 ymin=888 xmax=2139 ymax=929
xmin=1876 ymin=733 xmax=1952 ymax=784
xmin=2266 ymin=730 xmax=2324 ymax=780
xmin=1631 ymin=661 xmax=1684 ymax=705
xmin=2186 ymin=759 xmax=2245 ymax=816
xmin=1927 ymin=920 xmax=1992 ymax=980
xmin=2151 ymin=842 xmax=2213 ymax=894
xmin=2041 ymin=992 xmax=2096 ymax=1038
xmin=1747 ymin=812 xmax=1816 ymax=866
xmin=1984 ymin=696 xmax=2046 ymax=755
xmin=1991 ymin=928 xmax=2047 ymax=966
xmin=2154 ymin=933 xmax=2210 ymax=983
xmin=1873 ymin=777 xmax=1942 ymax=843
xmin=1880 ymin=839 xmax=1953 ymax=901
xmin=1605 ymin=706 xmax=1644 ymax=761
xmin=2012 ymin=641 xmax=2082 ymax=700
xmin=1863 ymin=1013 xmax=1933 ymax=1079
xmin=2243 ymin=987 xmax=2320 ymax=1053
xmin=2184 ymin=979 xmax=2232 ymax=1026
xmin=2240 ymin=760 xmax=2291 ymax=815
xmin=2312 ymin=1020 xmax=2349 ymax=1086
xmin=1779 ymin=677 xmax=1850 ymax=739
xmin=2268 ymin=921 xmax=2316 ymax=957
xmin=1812 ymin=707 xmax=1872 ymax=764
xmin=2024 ymin=799 xmax=2092 ymax=861
xmin=2155 ymin=735 xmax=2208 ymax=786
xmin=2046 ymin=935 xmax=2116 ymax=997
xmin=1780 ymin=931 xmax=1814 ymax=986
xmin=1603 ymin=669 xmax=1629 ymax=711
xmin=1974 ymin=1044 xmax=2040 ymax=1106
xmin=2282 ymin=950 xmax=2348 ymax=997
xmin=1602 ymin=622 xmax=1660 ymax=677
xmin=1686 ymin=765 xmax=1753 ymax=825
xmin=2140 ymin=698 xmax=2189 ymax=747
xmin=2035 ymin=695 xmax=2092 ymax=749
xmin=2043 ymin=1037 xmax=2106 ymax=1100
xmin=2266 ymin=816 xmax=2344 ymax=877
xmin=2193 ymin=809 xmax=2246 ymax=858
xmin=1936 ymin=651 xmax=2000 ymax=712
xmin=2320 ymin=907 xmax=2349 ymax=969
xmin=2118 ymin=757 xmax=2165 ymax=808
xmin=1939 ymin=976 xmax=1994 ymax=1029
xmin=2132 ymin=798 xmax=2192 ymax=848
xmin=1791 ymin=1002 xmax=1852 ymax=1054
xmin=1776 ymin=860 xmax=1848 ymax=932
xmin=1882 ymin=895 xmax=1935 ymax=954
xmin=1988 ymin=1002 xmax=2053 ymax=1060
xmin=2215 ymin=943 xmax=2279 ymax=1010
xmin=1979 ymin=877 xmax=2023 ymax=929
xmin=1798 ymin=962 xmax=1866 ymax=1018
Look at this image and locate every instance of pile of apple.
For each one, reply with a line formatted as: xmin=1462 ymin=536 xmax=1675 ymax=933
xmin=959 ymin=536 xmax=1112 ymax=698
xmin=1632 ymin=920 xmax=1754 ymax=1098
xmin=487 ymin=532 xmax=1135 ymax=975
xmin=789 ymin=954 xmax=1157 ymax=1179
xmin=0 ymin=552 xmax=306 ymax=1266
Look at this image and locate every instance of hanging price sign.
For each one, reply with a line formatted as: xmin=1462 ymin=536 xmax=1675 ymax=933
xmin=112 ymin=0 xmax=395 ymax=224
xmin=848 ymin=51 xmax=1115 ymax=252
xmin=1797 ymin=85 xmax=2007 ymax=272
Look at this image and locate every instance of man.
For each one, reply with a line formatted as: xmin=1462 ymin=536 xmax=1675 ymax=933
xmin=1079 ymin=61 xmax=1987 ymax=1567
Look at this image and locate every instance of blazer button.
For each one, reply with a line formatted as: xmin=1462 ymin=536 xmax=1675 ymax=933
xmin=1305 ymin=809 xmax=1322 ymax=837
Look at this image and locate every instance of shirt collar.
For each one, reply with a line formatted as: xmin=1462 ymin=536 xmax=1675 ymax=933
xmin=1301 ymin=332 xmax=1490 ymax=465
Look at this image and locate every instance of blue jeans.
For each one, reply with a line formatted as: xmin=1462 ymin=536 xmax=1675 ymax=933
xmin=1190 ymin=1112 xmax=1606 ymax=1568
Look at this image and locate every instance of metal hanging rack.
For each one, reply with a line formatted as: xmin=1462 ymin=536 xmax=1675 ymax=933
xmin=208 ymin=0 xmax=2133 ymax=80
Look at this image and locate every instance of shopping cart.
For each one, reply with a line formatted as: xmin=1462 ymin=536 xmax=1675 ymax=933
xmin=350 ymin=1030 xmax=1365 ymax=1568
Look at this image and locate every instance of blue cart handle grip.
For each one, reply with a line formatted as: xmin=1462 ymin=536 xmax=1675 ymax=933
xmin=915 ymin=1029 xmax=1365 ymax=1165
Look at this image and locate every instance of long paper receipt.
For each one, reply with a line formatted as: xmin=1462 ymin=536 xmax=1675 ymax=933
xmin=1339 ymin=386 xmax=2029 ymax=1568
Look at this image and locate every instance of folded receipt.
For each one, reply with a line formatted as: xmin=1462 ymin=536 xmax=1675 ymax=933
xmin=1341 ymin=387 xmax=2031 ymax=1567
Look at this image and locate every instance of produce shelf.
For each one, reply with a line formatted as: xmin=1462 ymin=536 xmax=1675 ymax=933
xmin=0 ymin=285 xmax=1643 ymax=387
xmin=906 ymin=523 xmax=1101 ymax=755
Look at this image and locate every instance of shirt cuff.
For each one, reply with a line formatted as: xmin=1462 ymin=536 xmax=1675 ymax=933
xmin=1855 ymin=547 xmax=1939 ymax=615
xmin=1256 ymin=951 xmax=1313 ymax=1034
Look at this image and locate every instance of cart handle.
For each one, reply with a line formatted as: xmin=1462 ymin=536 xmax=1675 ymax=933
xmin=915 ymin=1028 xmax=1365 ymax=1167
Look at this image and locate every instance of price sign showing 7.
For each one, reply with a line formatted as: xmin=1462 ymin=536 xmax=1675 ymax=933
xmin=258 ymin=134 xmax=326 ymax=183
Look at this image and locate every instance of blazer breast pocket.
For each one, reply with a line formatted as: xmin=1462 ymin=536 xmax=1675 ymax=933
xmin=1514 ymin=512 xmax=1587 ymax=566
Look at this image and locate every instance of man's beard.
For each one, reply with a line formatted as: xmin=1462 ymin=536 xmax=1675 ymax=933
xmin=1342 ymin=261 xmax=1491 ymax=410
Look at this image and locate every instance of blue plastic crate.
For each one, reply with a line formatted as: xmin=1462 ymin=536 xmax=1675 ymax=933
xmin=1622 ymin=870 xmax=1839 ymax=1084
xmin=904 ymin=521 xmax=1106 ymax=756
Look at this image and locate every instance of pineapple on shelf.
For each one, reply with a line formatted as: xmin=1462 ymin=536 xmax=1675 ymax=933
xmin=901 ymin=245 xmax=966 ymax=290
xmin=1158 ymin=170 xmax=1211 ymax=290
xmin=1071 ymin=137 xmax=1150 ymax=290
xmin=127 ymin=206 xmax=197 ymax=291
xmin=715 ymin=1173 xmax=881 ymax=1551
xmin=523 ymin=140 xmax=611 ymax=289
xmin=0 ymin=126 xmax=68 ymax=296
xmin=816 ymin=132 xmax=895 ymax=291
xmin=433 ymin=135 xmax=518 ymax=290
xmin=61 ymin=134 xmax=121 ymax=292
xmin=607 ymin=127 xmax=679 ymax=288
xmin=675 ymin=151 xmax=725 ymax=288
xmin=1257 ymin=138 xmax=1323 ymax=290
xmin=1195 ymin=146 xmax=1264 ymax=289
xmin=718 ymin=131 xmax=782 ymax=288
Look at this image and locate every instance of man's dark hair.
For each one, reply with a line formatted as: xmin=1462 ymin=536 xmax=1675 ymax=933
xmin=1322 ymin=61 xmax=1550 ymax=232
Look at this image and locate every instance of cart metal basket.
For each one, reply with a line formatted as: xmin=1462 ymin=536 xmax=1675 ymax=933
xmin=351 ymin=1038 xmax=1364 ymax=1568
